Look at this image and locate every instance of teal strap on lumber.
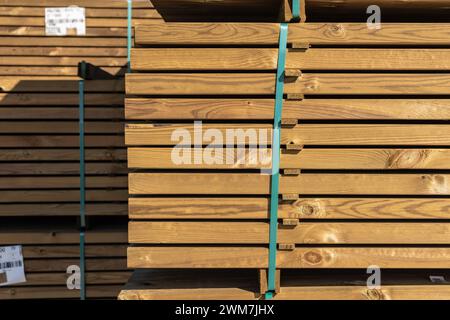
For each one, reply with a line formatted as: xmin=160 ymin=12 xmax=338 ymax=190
xmin=127 ymin=0 xmax=132 ymax=73
xmin=292 ymin=0 xmax=301 ymax=22
xmin=265 ymin=22 xmax=288 ymax=300
xmin=78 ymin=61 xmax=86 ymax=300
xmin=79 ymin=231 xmax=86 ymax=300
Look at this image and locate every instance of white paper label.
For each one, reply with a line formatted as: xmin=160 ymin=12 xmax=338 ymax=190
xmin=429 ymin=275 xmax=447 ymax=283
xmin=45 ymin=7 xmax=86 ymax=36
xmin=0 ymin=245 xmax=26 ymax=286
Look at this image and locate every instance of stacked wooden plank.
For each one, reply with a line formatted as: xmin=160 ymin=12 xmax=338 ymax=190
xmin=0 ymin=220 xmax=129 ymax=299
xmin=120 ymin=269 xmax=450 ymax=300
xmin=124 ymin=22 xmax=450 ymax=299
xmin=0 ymin=0 xmax=161 ymax=299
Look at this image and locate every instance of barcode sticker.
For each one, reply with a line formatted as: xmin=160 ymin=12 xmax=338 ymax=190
xmin=0 ymin=245 xmax=26 ymax=286
xmin=45 ymin=7 xmax=86 ymax=36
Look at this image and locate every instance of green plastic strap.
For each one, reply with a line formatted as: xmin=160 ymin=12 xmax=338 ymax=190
xmin=265 ymin=23 xmax=288 ymax=300
xmin=127 ymin=0 xmax=132 ymax=73
xmin=292 ymin=0 xmax=301 ymax=22
xmin=79 ymin=231 xmax=86 ymax=300
xmin=79 ymin=61 xmax=86 ymax=300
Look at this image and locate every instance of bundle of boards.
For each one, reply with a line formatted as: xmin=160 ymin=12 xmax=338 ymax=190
xmin=122 ymin=22 xmax=450 ymax=299
xmin=0 ymin=0 xmax=163 ymax=299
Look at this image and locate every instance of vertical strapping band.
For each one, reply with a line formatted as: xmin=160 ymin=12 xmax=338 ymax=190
xmin=78 ymin=61 xmax=86 ymax=300
xmin=127 ymin=0 xmax=133 ymax=73
xmin=265 ymin=23 xmax=288 ymax=300
xmin=292 ymin=0 xmax=301 ymax=22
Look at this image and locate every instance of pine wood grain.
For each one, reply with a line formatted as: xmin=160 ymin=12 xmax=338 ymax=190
xmin=130 ymin=173 xmax=450 ymax=195
xmin=128 ymin=148 xmax=450 ymax=169
xmin=125 ymin=123 xmax=450 ymax=146
xmin=125 ymin=98 xmax=450 ymax=120
xmin=283 ymin=124 xmax=450 ymax=146
xmin=135 ymin=23 xmax=450 ymax=45
xmin=129 ymin=197 xmax=450 ymax=220
xmin=128 ymin=247 xmax=450 ymax=268
xmin=126 ymin=73 xmax=450 ymax=95
xmin=129 ymin=221 xmax=450 ymax=244
xmin=132 ymin=48 xmax=450 ymax=70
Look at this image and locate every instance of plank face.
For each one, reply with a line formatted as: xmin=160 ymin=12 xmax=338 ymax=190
xmin=130 ymin=173 xmax=450 ymax=195
xmin=126 ymin=124 xmax=450 ymax=146
xmin=129 ymin=221 xmax=450 ymax=244
xmin=135 ymin=23 xmax=450 ymax=45
xmin=132 ymin=48 xmax=450 ymax=71
xmin=128 ymin=247 xmax=450 ymax=268
xmin=125 ymin=98 xmax=450 ymax=120
xmin=129 ymin=197 xmax=450 ymax=219
xmin=126 ymin=73 xmax=450 ymax=95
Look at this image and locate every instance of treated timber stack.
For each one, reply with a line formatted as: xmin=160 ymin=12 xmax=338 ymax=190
xmin=0 ymin=0 xmax=162 ymax=299
xmin=121 ymin=22 xmax=450 ymax=299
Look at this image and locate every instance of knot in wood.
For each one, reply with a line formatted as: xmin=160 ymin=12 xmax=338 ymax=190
xmin=304 ymin=78 xmax=319 ymax=92
xmin=301 ymin=204 xmax=316 ymax=216
xmin=365 ymin=289 xmax=385 ymax=300
xmin=387 ymin=149 xmax=429 ymax=169
xmin=303 ymin=250 xmax=323 ymax=265
xmin=328 ymin=24 xmax=345 ymax=37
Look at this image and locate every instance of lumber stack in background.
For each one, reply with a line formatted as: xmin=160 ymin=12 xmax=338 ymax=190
xmin=0 ymin=0 xmax=161 ymax=300
xmin=124 ymin=22 xmax=450 ymax=299
xmin=0 ymin=220 xmax=129 ymax=299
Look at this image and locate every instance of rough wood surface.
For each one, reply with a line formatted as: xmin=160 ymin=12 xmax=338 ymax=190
xmin=132 ymin=48 xmax=450 ymax=70
xmin=126 ymin=123 xmax=450 ymax=146
xmin=129 ymin=197 xmax=450 ymax=219
xmin=129 ymin=173 xmax=450 ymax=195
xmin=126 ymin=73 xmax=450 ymax=95
xmin=129 ymin=221 xmax=450 ymax=244
xmin=128 ymin=148 xmax=450 ymax=170
xmin=128 ymin=247 xmax=450 ymax=268
xmin=125 ymin=98 xmax=450 ymax=120
xmin=136 ymin=23 xmax=450 ymax=45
